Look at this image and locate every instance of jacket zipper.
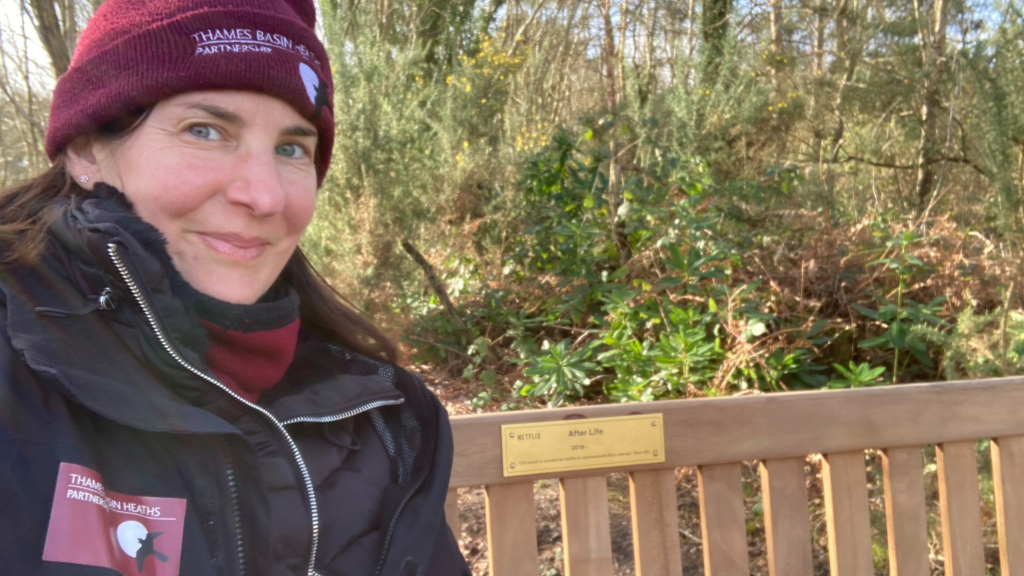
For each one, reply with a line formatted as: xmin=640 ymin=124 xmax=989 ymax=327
xmin=373 ymin=473 xmax=428 ymax=576
xmin=280 ymin=398 xmax=403 ymax=427
xmin=107 ymin=242 xmax=403 ymax=576
xmin=226 ymin=463 xmax=246 ymax=576
xmin=372 ymin=373 xmax=436 ymax=576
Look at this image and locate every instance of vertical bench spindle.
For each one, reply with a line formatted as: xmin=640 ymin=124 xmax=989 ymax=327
xmin=485 ymin=482 xmax=540 ymax=576
xmin=560 ymin=476 xmax=614 ymax=576
xmin=881 ymin=447 xmax=929 ymax=576
xmin=993 ymin=436 xmax=1024 ymax=576
xmin=629 ymin=469 xmax=684 ymax=576
xmin=823 ymin=451 xmax=873 ymax=576
xmin=759 ymin=458 xmax=813 ymax=576
xmin=697 ymin=463 xmax=750 ymax=576
xmin=937 ymin=441 xmax=985 ymax=576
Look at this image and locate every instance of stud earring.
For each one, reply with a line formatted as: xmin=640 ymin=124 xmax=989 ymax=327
xmin=79 ymin=175 xmax=89 ymax=184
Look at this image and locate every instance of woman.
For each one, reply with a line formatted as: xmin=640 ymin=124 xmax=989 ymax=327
xmin=0 ymin=0 xmax=469 ymax=575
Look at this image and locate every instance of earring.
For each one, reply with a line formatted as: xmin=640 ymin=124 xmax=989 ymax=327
xmin=79 ymin=175 xmax=89 ymax=184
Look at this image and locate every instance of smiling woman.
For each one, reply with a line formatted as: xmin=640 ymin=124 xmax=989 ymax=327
xmin=0 ymin=1 xmax=470 ymax=575
xmin=66 ymin=92 xmax=320 ymax=305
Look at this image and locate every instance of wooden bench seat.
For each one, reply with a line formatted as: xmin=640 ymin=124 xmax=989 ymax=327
xmin=443 ymin=377 xmax=1024 ymax=576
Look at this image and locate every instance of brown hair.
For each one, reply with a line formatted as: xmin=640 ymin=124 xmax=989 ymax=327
xmin=0 ymin=130 xmax=398 ymax=363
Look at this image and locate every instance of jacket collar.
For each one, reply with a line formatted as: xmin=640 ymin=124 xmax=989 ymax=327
xmin=0 ymin=186 xmax=402 ymax=433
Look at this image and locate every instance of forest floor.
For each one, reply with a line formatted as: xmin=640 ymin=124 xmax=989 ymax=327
xmin=424 ymin=372 xmax=1000 ymax=576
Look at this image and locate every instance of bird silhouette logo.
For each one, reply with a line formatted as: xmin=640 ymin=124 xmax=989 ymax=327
xmin=298 ymin=62 xmax=329 ymax=120
xmin=116 ymin=521 xmax=168 ymax=573
xmin=135 ymin=531 xmax=168 ymax=573
xmin=311 ymin=81 xmax=329 ymax=120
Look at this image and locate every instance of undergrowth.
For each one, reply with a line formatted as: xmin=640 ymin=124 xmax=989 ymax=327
xmin=398 ymin=121 xmax=1024 ymax=409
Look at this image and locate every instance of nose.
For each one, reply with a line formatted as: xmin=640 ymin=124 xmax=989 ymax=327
xmin=223 ymin=149 xmax=288 ymax=217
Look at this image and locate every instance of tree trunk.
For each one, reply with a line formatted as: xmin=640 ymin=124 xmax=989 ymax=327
xmin=833 ymin=0 xmax=848 ymax=77
xmin=617 ymin=0 xmax=628 ymax=111
xmin=813 ymin=1 xmax=826 ymax=76
xmin=600 ymin=0 xmax=618 ymax=111
xmin=683 ymin=0 xmax=696 ymax=86
xmin=769 ymin=0 xmax=784 ymax=75
xmin=60 ymin=0 xmax=77 ymax=60
xmin=700 ymin=0 xmax=731 ymax=83
xmin=686 ymin=0 xmax=697 ymax=58
xmin=599 ymin=0 xmax=631 ymax=267
xmin=27 ymin=0 xmax=71 ymax=78
xmin=913 ymin=0 xmax=949 ymax=212
xmin=639 ymin=0 xmax=656 ymax=107
xmin=828 ymin=0 xmax=852 ymax=163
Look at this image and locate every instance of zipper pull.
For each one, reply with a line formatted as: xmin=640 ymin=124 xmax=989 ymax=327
xmin=97 ymin=287 xmax=116 ymax=310
xmin=35 ymin=288 xmax=116 ymax=317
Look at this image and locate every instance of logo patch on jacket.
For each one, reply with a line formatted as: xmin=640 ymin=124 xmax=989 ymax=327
xmin=42 ymin=463 xmax=187 ymax=576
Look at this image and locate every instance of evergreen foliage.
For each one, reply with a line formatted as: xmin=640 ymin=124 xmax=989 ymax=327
xmin=291 ymin=0 xmax=1024 ymax=408
xmin=5 ymin=0 xmax=1024 ymax=408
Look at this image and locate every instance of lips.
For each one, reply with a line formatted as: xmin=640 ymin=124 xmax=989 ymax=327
xmin=196 ymin=233 xmax=269 ymax=261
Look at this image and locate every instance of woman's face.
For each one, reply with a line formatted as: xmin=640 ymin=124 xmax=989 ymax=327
xmin=71 ymin=91 xmax=319 ymax=304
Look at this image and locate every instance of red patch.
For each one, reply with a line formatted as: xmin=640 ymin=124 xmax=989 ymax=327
xmin=42 ymin=463 xmax=187 ymax=576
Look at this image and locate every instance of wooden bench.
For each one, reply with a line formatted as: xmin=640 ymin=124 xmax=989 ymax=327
xmin=443 ymin=377 xmax=1024 ymax=576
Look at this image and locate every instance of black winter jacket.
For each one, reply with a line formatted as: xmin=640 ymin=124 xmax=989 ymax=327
xmin=0 ymin=190 xmax=470 ymax=576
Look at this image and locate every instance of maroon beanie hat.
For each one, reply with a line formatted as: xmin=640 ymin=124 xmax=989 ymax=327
xmin=45 ymin=0 xmax=334 ymax=185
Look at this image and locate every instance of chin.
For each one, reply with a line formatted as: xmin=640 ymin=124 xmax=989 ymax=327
xmin=218 ymin=293 xmax=262 ymax=305
xmin=193 ymin=279 xmax=266 ymax=305
xmin=215 ymin=289 xmax=264 ymax=305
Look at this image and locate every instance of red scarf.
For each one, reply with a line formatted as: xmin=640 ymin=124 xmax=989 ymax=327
xmin=199 ymin=318 xmax=300 ymax=403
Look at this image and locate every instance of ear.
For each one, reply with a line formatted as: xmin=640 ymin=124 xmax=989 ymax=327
xmin=65 ymin=134 xmax=100 ymax=191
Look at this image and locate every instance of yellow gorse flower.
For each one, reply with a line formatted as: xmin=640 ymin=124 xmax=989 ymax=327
xmin=447 ymin=32 xmax=527 ymax=108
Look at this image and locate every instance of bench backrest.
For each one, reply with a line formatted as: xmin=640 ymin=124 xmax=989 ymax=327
xmin=444 ymin=377 xmax=1024 ymax=576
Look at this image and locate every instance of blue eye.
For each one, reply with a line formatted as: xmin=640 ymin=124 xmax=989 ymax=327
xmin=188 ymin=125 xmax=222 ymax=141
xmin=276 ymin=143 xmax=308 ymax=159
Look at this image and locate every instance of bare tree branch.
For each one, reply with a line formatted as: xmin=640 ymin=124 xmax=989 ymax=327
xmin=836 ymin=153 xmax=989 ymax=179
xmin=0 ymin=73 xmax=45 ymax=137
xmin=401 ymin=238 xmax=467 ymax=330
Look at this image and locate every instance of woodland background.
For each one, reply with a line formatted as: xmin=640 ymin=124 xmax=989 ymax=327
xmin=3 ymin=0 xmax=1024 ymax=405
xmin=5 ymin=1 xmax=1024 ymax=574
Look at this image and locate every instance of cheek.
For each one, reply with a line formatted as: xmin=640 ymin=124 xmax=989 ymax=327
xmin=285 ymin=187 xmax=318 ymax=237
xmin=120 ymin=156 xmax=223 ymax=230
xmin=125 ymin=181 xmax=212 ymax=237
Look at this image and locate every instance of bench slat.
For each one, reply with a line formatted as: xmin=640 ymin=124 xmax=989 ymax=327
xmin=629 ymin=469 xmax=684 ymax=576
xmin=937 ymin=441 xmax=985 ymax=576
xmin=450 ymin=378 xmax=1024 ymax=488
xmin=993 ymin=436 xmax=1024 ymax=576
xmin=698 ymin=463 xmax=750 ymax=576
xmin=881 ymin=447 xmax=929 ymax=576
xmin=485 ymin=482 xmax=540 ymax=576
xmin=760 ymin=458 xmax=813 ymax=576
xmin=445 ymin=487 xmax=460 ymax=540
xmin=823 ymin=451 xmax=873 ymax=576
xmin=560 ymin=476 xmax=614 ymax=576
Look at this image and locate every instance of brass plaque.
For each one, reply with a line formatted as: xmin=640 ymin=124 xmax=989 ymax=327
xmin=501 ymin=414 xmax=665 ymax=477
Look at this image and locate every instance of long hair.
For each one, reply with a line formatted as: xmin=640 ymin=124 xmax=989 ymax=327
xmin=1 ymin=132 xmax=398 ymax=363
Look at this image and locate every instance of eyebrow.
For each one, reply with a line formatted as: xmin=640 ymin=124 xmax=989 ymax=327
xmin=283 ymin=126 xmax=318 ymax=139
xmin=183 ymin=103 xmax=318 ymax=139
xmin=185 ymin=103 xmax=242 ymax=124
